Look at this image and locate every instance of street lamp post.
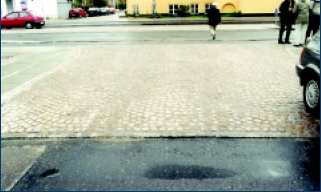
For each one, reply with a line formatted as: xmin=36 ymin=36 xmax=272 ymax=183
xmin=41 ymin=0 xmax=46 ymax=21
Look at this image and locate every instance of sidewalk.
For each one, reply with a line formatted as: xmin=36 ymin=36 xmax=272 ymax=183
xmin=46 ymin=16 xmax=278 ymax=28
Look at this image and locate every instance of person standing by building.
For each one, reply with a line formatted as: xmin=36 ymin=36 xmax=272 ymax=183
xmin=207 ymin=2 xmax=221 ymax=40
xmin=305 ymin=0 xmax=320 ymax=42
xmin=293 ymin=0 xmax=310 ymax=46
xmin=278 ymin=0 xmax=295 ymax=44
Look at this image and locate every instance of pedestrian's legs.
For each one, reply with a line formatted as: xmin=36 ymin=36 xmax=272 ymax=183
xmin=212 ymin=26 xmax=217 ymax=40
xmin=285 ymin=23 xmax=292 ymax=43
xmin=209 ymin=25 xmax=216 ymax=40
xmin=312 ymin=25 xmax=319 ymax=35
xmin=311 ymin=15 xmax=320 ymax=35
xmin=301 ymin=24 xmax=308 ymax=44
xmin=306 ymin=14 xmax=313 ymax=42
xmin=306 ymin=22 xmax=313 ymax=42
xmin=278 ymin=21 xmax=286 ymax=43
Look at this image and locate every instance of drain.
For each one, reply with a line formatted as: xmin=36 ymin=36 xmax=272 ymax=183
xmin=145 ymin=164 xmax=236 ymax=180
xmin=39 ymin=168 xmax=60 ymax=178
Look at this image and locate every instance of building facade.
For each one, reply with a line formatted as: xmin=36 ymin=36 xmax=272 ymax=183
xmin=126 ymin=0 xmax=286 ymax=15
xmin=1 ymin=0 xmax=71 ymax=18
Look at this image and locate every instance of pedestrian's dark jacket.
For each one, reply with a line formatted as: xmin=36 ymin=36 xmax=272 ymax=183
xmin=279 ymin=0 xmax=296 ymax=24
xmin=207 ymin=6 xmax=221 ymax=26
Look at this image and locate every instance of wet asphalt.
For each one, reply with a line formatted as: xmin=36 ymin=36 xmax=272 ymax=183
xmin=4 ymin=138 xmax=319 ymax=191
xmin=1 ymin=28 xmax=278 ymax=46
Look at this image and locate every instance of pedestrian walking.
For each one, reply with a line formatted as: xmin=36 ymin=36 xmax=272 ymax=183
xmin=293 ymin=0 xmax=310 ymax=46
xmin=278 ymin=0 xmax=296 ymax=44
xmin=207 ymin=2 xmax=221 ymax=40
xmin=305 ymin=0 xmax=320 ymax=42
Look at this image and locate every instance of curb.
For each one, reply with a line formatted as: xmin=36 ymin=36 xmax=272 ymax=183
xmin=45 ymin=20 xmax=277 ymax=28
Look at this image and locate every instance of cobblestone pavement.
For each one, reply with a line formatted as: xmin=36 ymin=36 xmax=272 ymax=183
xmin=1 ymin=42 xmax=319 ymax=138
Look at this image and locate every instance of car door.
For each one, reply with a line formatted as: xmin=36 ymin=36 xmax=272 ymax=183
xmin=17 ymin=12 xmax=30 ymax=27
xmin=2 ymin=12 xmax=19 ymax=27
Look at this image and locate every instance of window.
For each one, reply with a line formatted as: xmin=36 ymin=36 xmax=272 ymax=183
xmin=205 ymin=3 xmax=211 ymax=11
xmin=191 ymin=4 xmax=198 ymax=14
xmin=169 ymin=4 xmax=178 ymax=15
xmin=6 ymin=12 xmax=19 ymax=19
xmin=19 ymin=12 xmax=29 ymax=17
xmin=133 ymin=4 xmax=139 ymax=16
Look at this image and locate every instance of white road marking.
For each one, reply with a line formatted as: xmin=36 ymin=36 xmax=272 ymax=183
xmin=1 ymin=66 xmax=61 ymax=105
xmin=1 ymin=58 xmax=44 ymax=80
xmin=1 ymin=71 xmax=20 ymax=80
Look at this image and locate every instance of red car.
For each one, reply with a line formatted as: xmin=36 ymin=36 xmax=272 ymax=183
xmin=1 ymin=11 xmax=45 ymax=29
xmin=69 ymin=8 xmax=88 ymax=18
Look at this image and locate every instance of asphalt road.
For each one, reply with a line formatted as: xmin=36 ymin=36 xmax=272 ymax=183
xmin=2 ymin=138 xmax=319 ymax=191
xmin=1 ymin=25 xmax=278 ymax=45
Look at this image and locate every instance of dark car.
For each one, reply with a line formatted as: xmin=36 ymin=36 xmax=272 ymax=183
xmin=87 ymin=7 xmax=101 ymax=17
xmin=296 ymin=31 xmax=320 ymax=116
xmin=87 ymin=7 xmax=112 ymax=17
xmin=69 ymin=8 xmax=88 ymax=18
xmin=1 ymin=11 xmax=45 ymax=29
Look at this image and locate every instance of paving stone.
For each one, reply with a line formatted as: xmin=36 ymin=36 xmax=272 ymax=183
xmin=1 ymin=43 xmax=319 ymax=138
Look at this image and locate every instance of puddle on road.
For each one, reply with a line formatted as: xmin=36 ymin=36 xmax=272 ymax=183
xmin=39 ymin=168 xmax=60 ymax=178
xmin=145 ymin=164 xmax=236 ymax=180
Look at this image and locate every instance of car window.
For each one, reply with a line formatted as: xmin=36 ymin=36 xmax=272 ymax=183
xmin=19 ymin=12 xmax=29 ymax=17
xmin=307 ymin=31 xmax=320 ymax=54
xmin=6 ymin=12 xmax=19 ymax=19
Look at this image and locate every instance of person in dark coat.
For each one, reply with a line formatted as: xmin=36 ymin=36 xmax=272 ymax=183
xmin=278 ymin=0 xmax=296 ymax=44
xmin=305 ymin=0 xmax=320 ymax=42
xmin=207 ymin=2 xmax=221 ymax=40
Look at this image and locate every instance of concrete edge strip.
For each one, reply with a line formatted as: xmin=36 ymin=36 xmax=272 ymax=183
xmin=1 ymin=130 xmax=318 ymax=138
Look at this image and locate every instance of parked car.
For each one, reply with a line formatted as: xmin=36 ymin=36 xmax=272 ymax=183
xmin=107 ymin=7 xmax=116 ymax=14
xmin=99 ymin=7 xmax=109 ymax=15
xmin=87 ymin=7 xmax=101 ymax=17
xmin=1 ymin=11 xmax=45 ymax=29
xmin=87 ymin=7 xmax=115 ymax=17
xmin=69 ymin=8 xmax=88 ymax=18
xmin=296 ymin=31 xmax=320 ymax=116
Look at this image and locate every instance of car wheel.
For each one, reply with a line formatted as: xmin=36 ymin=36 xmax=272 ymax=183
xmin=25 ymin=22 xmax=33 ymax=29
xmin=303 ymin=74 xmax=320 ymax=116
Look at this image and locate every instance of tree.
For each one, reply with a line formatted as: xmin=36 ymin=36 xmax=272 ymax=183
xmin=93 ymin=0 xmax=107 ymax=7
xmin=116 ymin=0 xmax=126 ymax=9
xmin=71 ymin=0 xmax=83 ymax=7
xmin=177 ymin=5 xmax=190 ymax=17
